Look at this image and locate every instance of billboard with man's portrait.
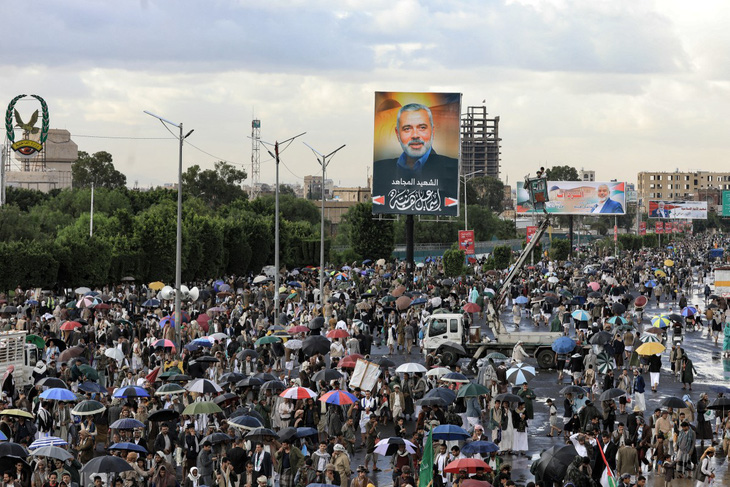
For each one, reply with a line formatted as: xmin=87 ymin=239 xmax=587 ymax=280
xmin=371 ymin=92 xmax=461 ymax=216
xmin=516 ymin=181 xmax=626 ymax=215
xmin=647 ymin=200 xmax=708 ymax=219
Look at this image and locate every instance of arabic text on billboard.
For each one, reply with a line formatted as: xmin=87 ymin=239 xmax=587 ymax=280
xmin=371 ymin=92 xmax=461 ymax=216
xmin=647 ymin=200 xmax=707 ymax=220
xmin=516 ymin=181 xmax=626 ymax=215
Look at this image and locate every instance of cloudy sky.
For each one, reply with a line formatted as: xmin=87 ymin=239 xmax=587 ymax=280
xmin=2 ymin=0 xmax=729 ymax=190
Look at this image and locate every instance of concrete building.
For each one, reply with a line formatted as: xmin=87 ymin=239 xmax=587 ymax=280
xmin=332 ymin=186 xmax=370 ymax=203
xmin=303 ymin=175 xmax=333 ymax=200
xmin=637 ymin=170 xmax=730 ymax=212
xmin=4 ymin=129 xmax=78 ymax=191
xmin=460 ymin=106 xmax=501 ymax=179
xmin=579 ymin=168 xmax=595 ymax=182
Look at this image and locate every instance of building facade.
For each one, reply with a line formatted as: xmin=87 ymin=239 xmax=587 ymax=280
xmin=4 ymin=129 xmax=78 ymax=191
xmin=460 ymin=106 xmax=501 ymax=179
xmin=579 ymin=168 xmax=595 ymax=182
xmin=637 ymin=170 xmax=730 ymax=212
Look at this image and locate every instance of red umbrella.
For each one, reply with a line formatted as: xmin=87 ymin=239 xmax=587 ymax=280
xmin=588 ymin=282 xmax=600 ymax=292
xmin=634 ymin=295 xmax=648 ymax=308
xmin=60 ymin=321 xmax=82 ymax=331
xmin=93 ymin=303 xmax=112 ymax=310
xmin=288 ymin=326 xmax=309 ymax=334
xmin=445 ymin=458 xmax=490 ymax=474
xmin=196 ymin=314 xmax=211 ymax=324
xmin=326 ymin=329 xmax=350 ymax=339
xmin=153 ymin=339 xmax=176 ymax=350
xmin=463 ymin=303 xmax=481 ymax=313
xmin=461 ymin=480 xmax=492 ymax=487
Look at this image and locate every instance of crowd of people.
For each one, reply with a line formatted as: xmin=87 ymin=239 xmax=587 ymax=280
xmin=0 ymin=234 xmax=725 ymax=487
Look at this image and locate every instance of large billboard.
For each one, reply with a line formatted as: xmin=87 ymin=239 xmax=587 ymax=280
xmin=723 ymin=191 xmax=730 ymax=217
xmin=647 ymin=200 xmax=707 ymax=219
xmin=516 ymin=181 xmax=626 ymax=215
xmin=458 ymin=230 xmax=475 ymax=255
xmin=371 ymin=92 xmax=461 ymax=216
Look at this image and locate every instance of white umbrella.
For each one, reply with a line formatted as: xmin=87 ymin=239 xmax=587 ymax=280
xmin=506 ymin=364 xmax=537 ymax=384
xmin=426 ymin=367 xmax=452 ymax=378
xmin=395 ymin=363 xmax=428 ymax=374
xmin=209 ymin=333 xmax=228 ymax=342
xmin=548 ymin=276 xmax=559 ymax=284
xmin=376 ymin=258 xmax=386 ymax=266
xmin=430 ymin=297 xmax=442 ymax=307
xmin=185 ymin=379 xmax=223 ymax=394
xmin=104 ymin=348 xmax=124 ymax=361
xmin=74 ymin=287 xmax=91 ymax=295
xmin=253 ymin=275 xmax=268 ymax=284
xmin=284 ymin=339 xmax=302 ymax=350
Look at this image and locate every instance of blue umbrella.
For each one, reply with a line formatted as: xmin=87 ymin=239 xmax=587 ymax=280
xmin=78 ymin=381 xmax=107 ymax=394
xmin=551 ymin=336 xmax=576 ymax=354
xmin=192 ymin=338 xmax=213 ymax=348
xmin=29 ymin=436 xmax=66 ymax=449
xmin=213 ymin=280 xmax=225 ymax=292
xmin=40 ymin=388 xmax=76 ymax=401
xmin=645 ymin=280 xmax=657 ymax=288
xmin=109 ymin=442 xmax=148 ymax=454
xmin=287 ymin=281 xmax=302 ymax=288
xmin=184 ymin=342 xmax=202 ymax=351
xmin=0 ymin=431 xmax=8 ymax=441
xmin=681 ymin=306 xmax=697 ymax=317
xmin=432 ymin=424 xmax=469 ymax=441
xmin=411 ymin=298 xmax=428 ymax=306
xmin=515 ymin=296 xmax=529 ymax=305
xmin=424 ymin=387 xmax=457 ymax=405
xmin=296 ymin=427 xmax=318 ymax=438
xmin=110 ymin=418 xmax=145 ymax=430
xmin=229 ymin=415 xmax=263 ymax=430
xmin=142 ymin=299 xmax=160 ymax=308
xmin=362 ymin=259 xmax=372 ymax=265
xmin=571 ymin=309 xmax=591 ymax=322
xmin=462 ymin=441 xmax=499 ymax=455
xmin=113 ymin=386 xmax=150 ymax=398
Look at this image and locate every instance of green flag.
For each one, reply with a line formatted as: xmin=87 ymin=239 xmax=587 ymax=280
xmin=419 ymin=429 xmax=434 ymax=487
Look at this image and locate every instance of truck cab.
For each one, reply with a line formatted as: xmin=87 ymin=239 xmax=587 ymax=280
xmin=0 ymin=331 xmax=39 ymax=389
xmin=422 ymin=314 xmax=465 ymax=351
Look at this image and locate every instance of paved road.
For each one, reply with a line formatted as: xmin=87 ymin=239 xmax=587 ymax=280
xmin=353 ymin=280 xmax=728 ymax=486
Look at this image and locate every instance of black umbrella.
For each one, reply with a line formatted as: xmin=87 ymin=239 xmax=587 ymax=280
xmin=254 ymin=372 xmax=278 ymax=382
xmin=237 ymin=349 xmax=259 ymax=361
xmin=599 ymin=388 xmax=627 ymax=401
xmin=232 ymin=406 xmax=265 ymax=424
xmin=374 ymin=357 xmax=396 ymax=368
xmin=708 ymin=397 xmax=730 ymax=412
xmin=278 ymin=427 xmax=298 ymax=442
xmin=302 ymin=335 xmax=331 ymax=355
xmin=560 ymin=385 xmax=589 ymax=396
xmin=245 ymin=427 xmax=278 ymax=441
xmin=494 ymin=393 xmax=523 ymax=404
xmin=260 ymin=380 xmax=287 ymax=393
xmin=612 ymin=303 xmax=626 ymax=315
xmin=589 ymin=331 xmax=612 ymax=346
xmin=213 ymin=392 xmax=238 ymax=405
xmin=168 ymin=374 xmax=192 ymax=382
xmin=0 ymin=442 xmax=28 ymax=458
xmin=308 ymin=317 xmax=325 ymax=330
xmin=0 ymin=456 xmax=29 ymax=479
xmin=588 ymin=292 xmax=602 ymax=299
xmin=219 ymin=372 xmax=247 ymax=385
xmin=45 ymin=338 xmax=67 ymax=352
xmin=311 ymin=369 xmax=343 ymax=383
xmin=531 ymin=444 xmax=578 ymax=484
xmin=661 ymin=396 xmax=687 ymax=409
xmin=440 ymin=341 xmax=467 ymax=356
xmin=424 ymin=387 xmax=457 ymax=405
xmin=148 ymin=409 xmax=180 ymax=423
xmin=202 ymin=432 xmax=233 ymax=445
xmin=416 ymin=397 xmax=447 ymax=407
xmin=37 ymin=377 xmax=69 ymax=389
xmin=236 ymin=377 xmax=263 ymax=388
xmin=195 ymin=356 xmax=219 ymax=363
xmin=81 ymin=455 xmax=134 ymax=474
xmin=667 ymin=314 xmax=684 ymax=325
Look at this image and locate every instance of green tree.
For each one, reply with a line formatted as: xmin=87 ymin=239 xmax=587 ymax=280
xmin=549 ymin=239 xmax=570 ymax=261
xmin=5 ymin=187 xmax=49 ymax=211
xmin=545 ymin=165 xmax=579 ymax=181
xmin=443 ymin=246 xmax=465 ymax=277
xmin=182 ymin=161 xmax=247 ymax=208
xmin=72 ymin=151 xmax=127 ymax=189
xmin=343 ymin=203 xmax=394 ymax=260
xmin=492 ymin=245 xmax=512 ymax=269
xmin=465 ymin=176 xmax=505 ymax=213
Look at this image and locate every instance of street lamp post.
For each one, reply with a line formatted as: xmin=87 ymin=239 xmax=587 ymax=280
xmin=144 ymin=111 xmax=193 ymax=352
xmin=303 ymin=143 xmax=346 ymax=306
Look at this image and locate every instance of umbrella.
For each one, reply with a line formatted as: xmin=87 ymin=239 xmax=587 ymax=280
xmin=113 ymin=386 xmax=150 ymax=398
xmin=202 ymin=432 xmax=233 ymax=445
xmin=30 ymin=445 xmax=74 ymax=461
xmin=236 ymin=377 xmax=264 ymax=388
xmin=596 ymin=352 xmax=615 ymax=374
xmin=532 ymin=444 xmax=578 ymax=484
xmin=152 ymin=339 xmax=177 ymax=350
xmin=109 ymin=442 xmax=149 ymax=454
xmin=599 ymin=388 xmax=627 ymax=401
xmin=245 ymin=427 xmax=278 ymax=441
xmin=560 ymin=385 xmax=589 ymax=395
xmin=456 ymin=382 xmax=490 ymax=398
xmin=424 ymin=387 xmax=457 ymax=405
xmin=0 ymin=409 xmax=33 ymax=420
xmin=255 ymin=336 xmax=282 ymax=347
xmin=485 ymin=352 xmax=509 ymax=361
xmin=709 ymin=385 xmax=730 ymax=395
xmin=551 ymin=336 xmax=576 ymax=354
xmin=442 ymin=372 xmax=470 ymax=383
xmin=589 ymin=331 xmax=612 ymax=346
xmin=296 ymin=427 xmax=318 ymax=438
xmin=425 ymin=367 xmax=452 ymax=378
xmin=229 ymin=415 xmax=264 ymax=430
xmin=433 ymin=424 xmax=470 ymax=441
xmin=374 ymin=356 xmax=396 ymax=368
xmin=664 ymin=259 xmax=674 ymax=267
xmin=416 ymin=396 xmax=447 ymax=407
xmin=0 ymin=443 xmax=28 ymax=458
xmin=183 ymin=401 xmax=223 ymax=415
xmin=373 ymin=437 xmax=417 ymax=456
xmin=29 ymin=437 xmax=67 ymax=449
xmin=634 ymin=295 xmax=648 ymax=308
xmin=81 ymin=455 xmax=134 ymax=474
xmin=643 ymin=327 xmax=664 ymax=336
xmin=312 ymin=369 xmax=344 ymax=383
xmin=708 ymin=397 xmax=730 ymax=412
xmin=280 ymin=387 xmax=317 ymax=400
xmin=445 ymin=458 xmax=490 ymax=474
xmin=636 ymin=342 xmax=665 ymax=356
xmin=148 ymin=409 xmax=180 ymax=423
xmin=288 ymin=325 xmax=309 ymax=334
xmin=283 ymin=339 xmax=302 ymax=350
xmin=319 ymin=390 xmax=358 ymax=405
xmin=219 ymin=372 xmax=247 ymax=385
xmin=277 ymin=427 xmax=299 ymax=442
xmin=494 ymin=393 xmax=523 ymax=404
xmin=608 ymin=316 xmax=629 ymax=326
xmin=60 ymin=321 xmax=82 ymax=331
xmin=463 ymin=303 xmax=481 ymax=313
xmin=40 ymin=388 xmax=76 ymax=401
xmin=639 ymin=333 xmax=661 ymax=344
xmin=461 ymin=441 xmax=499 ymax=455
xmin=26 ymin=334 xmax=45 ymax=349
xmin=155 ymin=383 xmax=186 ymax=396
xmin=612 ymin=303 xmax=626 ymax=315
xmin=326 ymin=329 xmax=350 ymax=339
xmin=571 ymin=309 xmax=591 ymax=322
xmin=72 ymin=400 xmax=106 ymax=416
xmin=78 ymin=381 xmax=107 ymax=394
xmin=302 ymin=335 xmax=331 ymax=355
xmin=110 ymin=418 xmax=145 ymax=430
xmin=395 ymin=362 xmax=428 ymax=374
xmin=506 ymin=364 xmax=536 ymax=384
xmin=681 ymin=306 xmax=697 ymax=317
xmin=58 ymin=346 xmax=84 ymax=363
xmin=661 ymin=396 xmax=688 ymax=409
xmin=651 ymin=315 xmax=671 ymax=328
xmin=260 ymin=380 xmax=288 ymax=393
xmin=37 ymin=377 xmax=68 ymax=389
xmin=308 ymin=317 xmax=325 ymax=330
xmin=514 ymin=296 xmax=529 ymax=305
xmin=186 ymin=378 xmax=223 ymax=394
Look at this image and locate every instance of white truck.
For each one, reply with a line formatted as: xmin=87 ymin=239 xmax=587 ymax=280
xmin=714 ymin=266 xmax=730 ymax=298
xmin=0 ymin=331 xmax=40 ymax=389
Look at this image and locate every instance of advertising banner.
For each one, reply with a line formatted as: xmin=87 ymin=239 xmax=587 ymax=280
xmin=647 ymin=200 xmax=708 ymax=219
xmin=516 ymin=181 xmax=626 ymax=215
xmin=655 ymin=222 xmax=664 ymax=234
xmin=723 ymin=191 xmax=730 ymax=217
xmin=526 ymin=226 xmax=537 ymax=243
xmin=665 ymin=222 xmax=673 ymax=233
xmin=639 ymin=222 xmax=646 ymax=235
xmin=371 ymin=92 xmax=461 ymax=216
xmin=458 ymin=230 xmax=475 ymax=255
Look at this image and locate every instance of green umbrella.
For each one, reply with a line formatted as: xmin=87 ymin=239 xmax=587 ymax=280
xmin=116 ymin=319 xmax=134 ymax=327
xmin=380 ymin=295 xmax=397 ymax=304
xmin=155 ymin=383 xmax=185 ymax=396
xmin=159 ymin=368 xmax=184 ymax=378
xmin=78 ymin=364 xmax=99 ymax=381
xmin=72 ymin=400 xmax=106 ymax=416
xmin=286 ymin=292 xmax=298 ymax=300
xmin=26 ymin=334 xmax=45 ymax=350
xmin=456 ymin=382 xmax=490 ymax=398
xmin=255 ymin=336 xmax=282 ymax=347
xmin=486 ymin=352 xmax=509 ymax=361
xmin=183 ymin=401 xmax=223 ymax=415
